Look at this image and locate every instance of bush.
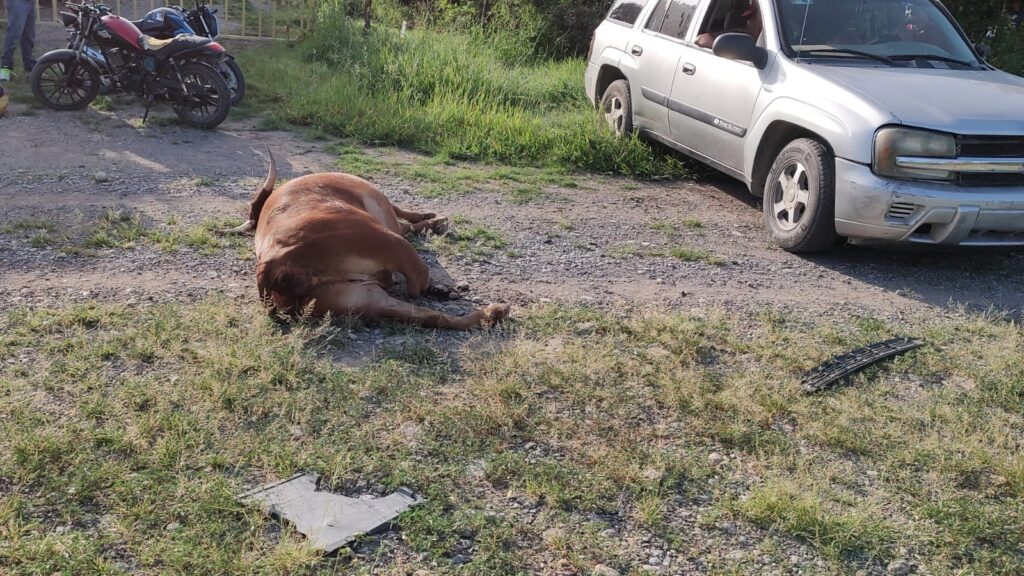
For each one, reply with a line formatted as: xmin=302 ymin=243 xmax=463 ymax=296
xmin=239 ymin=10 xmax=690 ymax=178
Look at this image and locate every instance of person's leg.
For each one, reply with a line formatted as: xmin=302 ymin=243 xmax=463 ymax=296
xmin=20 ymin=0 xmax=35 ymax=72
xmin=1 ymin=0 xmax=29 ymax=73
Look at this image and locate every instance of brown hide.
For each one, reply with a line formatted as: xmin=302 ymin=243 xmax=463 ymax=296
xmin=245 ymin=159 xmax=508 ymax=330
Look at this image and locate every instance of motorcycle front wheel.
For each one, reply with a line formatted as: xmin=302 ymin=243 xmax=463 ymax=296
xmin=170 ymin=62 xmax=231 ymax=129
xmin=30 ymin=57 xmax=100 ymax=111
xmin=220 ymin=58 xmax=245 ymax=106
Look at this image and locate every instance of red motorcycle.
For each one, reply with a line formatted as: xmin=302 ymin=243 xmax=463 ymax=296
xmin=30 ymin=1 xmax=231 ymax=129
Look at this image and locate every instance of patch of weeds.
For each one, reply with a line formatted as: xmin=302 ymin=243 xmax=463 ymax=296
xmin=649 ymin=220 xmax=678 ymax=235
xmin=194 ymin=176 xmax=217 ymax=187
xmin=84 ymin=210 xmax=147 ymax=249
xmin=506 ymin=185 xmax=548 ymax=204
xmin=29 ymin=232 xmax=57 ymax=247
xmin=734 ymin=480 xmax=897 ymax=561
xmin=2 ymin=219 xmax=56 ymax=234
xmin=90 ymin=96 xmax=115 ymax=112
xmin=610 ymin=243 xmax=723 ymax=265
xmin=650 ymin=218 xmax=704 ymax=235
xmin=428 ymin=218 xmax=507 ymax=261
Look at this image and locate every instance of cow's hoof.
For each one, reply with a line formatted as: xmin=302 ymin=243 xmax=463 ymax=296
xmin=428 ymin=217 xmax=449 ymax=235
xmin=482 ymin=303 xmax=510 ymax=326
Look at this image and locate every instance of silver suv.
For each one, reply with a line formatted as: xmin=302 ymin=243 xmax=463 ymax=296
xmin=586 ymin=0 xmax=1024 ymax=252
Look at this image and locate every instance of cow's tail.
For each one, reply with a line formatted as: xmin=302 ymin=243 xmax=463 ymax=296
xmin=221 ymin=147 xmax=278 ymax=235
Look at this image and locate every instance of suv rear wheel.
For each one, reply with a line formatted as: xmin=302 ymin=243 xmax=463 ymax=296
xmin=763 ymin=138 xmax=840 ymax=253
xmin=601 ymin=79 xmax=633 ymax=137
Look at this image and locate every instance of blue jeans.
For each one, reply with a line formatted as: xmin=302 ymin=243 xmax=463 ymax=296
xmin=2 ymin=0 xmax=36 ymax=71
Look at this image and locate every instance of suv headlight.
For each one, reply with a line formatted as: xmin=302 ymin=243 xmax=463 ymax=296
xmin=873 ymin=127 xmax=956 ymax=181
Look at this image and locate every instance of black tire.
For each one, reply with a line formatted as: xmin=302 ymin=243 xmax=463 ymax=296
xmin=763 ymin=138 xmax=840 ymax=253
xmin=600 ymin=79 xmax=633 ymax=137
xmin=30 ymin=57 xmax=100 ymax=111
xmin=220 ymin=58 xmax=245 ymax=106
xmin=171 ymin=62 xmax=231 ymax=130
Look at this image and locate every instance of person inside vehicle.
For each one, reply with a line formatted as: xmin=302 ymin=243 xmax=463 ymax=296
xmin=696 ymin=1 xmax=762 ymax=49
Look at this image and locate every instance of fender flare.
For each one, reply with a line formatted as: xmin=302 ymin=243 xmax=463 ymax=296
xmin=35 ymin=48 xmax=102 ymax=72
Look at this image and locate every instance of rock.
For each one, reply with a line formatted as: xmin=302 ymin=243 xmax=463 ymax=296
xmin=592 ymin=564 xmax=620 ymax=576
xmin=887 ymin=559 xmax=913 ymax=575
xmin=726 ymin=550 xmax=745 ymax=562
xmin=542 ymin=527 xmax=566 ymax=545
xmin=574 ymin=321 xmax=597 ymax=334
xmin=289 ymin=425 xmax=305 ymax=440
xmin=451 ymin=554 xmax=470 ymax=565
xmin=456 ymin=281 xmax=470 ymax=291
xmin=94 ymin=171 xmax=110 ymax=183
xmin=709 ymin=452 xmax=726 ymax=467
xmin=54 ymin=525 xmax=71 ymax=534
xmin=165 ymin=521 xmax=181 ymax=532
xmin=453 ymin=539 xmax=473 ymax=553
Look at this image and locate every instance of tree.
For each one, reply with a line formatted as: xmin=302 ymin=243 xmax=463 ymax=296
xmin=942 ymin=0 xmax=1006 ymax=39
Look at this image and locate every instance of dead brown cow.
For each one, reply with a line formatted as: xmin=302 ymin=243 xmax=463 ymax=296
xmin=226 ymin=152 xmax=509 ymax=329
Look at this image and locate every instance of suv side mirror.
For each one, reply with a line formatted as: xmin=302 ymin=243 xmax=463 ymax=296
xmin=713 ymin=33 xmax=768 ymax=69
xmin=975 ymin=43 xmax=992 ymax=60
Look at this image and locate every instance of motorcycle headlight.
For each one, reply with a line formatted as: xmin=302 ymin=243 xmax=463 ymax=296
xmin=59 ymin=11 xmax=78 ymax=27
xmin=873 ymin=127 xmax=956 ymax=181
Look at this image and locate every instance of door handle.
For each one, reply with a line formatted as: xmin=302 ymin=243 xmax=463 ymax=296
xmin=682 ymin=63 xmax=696 ymax=75
xmin=631 ymin=45 xmax=644 ymax=56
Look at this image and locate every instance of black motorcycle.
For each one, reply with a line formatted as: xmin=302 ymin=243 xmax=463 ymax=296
xmin=32 ymin=1 xmax=231 ymax=129
xmin=134 ymin=0 xmax=244 ymax=105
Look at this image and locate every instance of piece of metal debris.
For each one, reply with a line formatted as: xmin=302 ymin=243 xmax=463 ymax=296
xmin=802 ymin=336 xmax=925 ymax=394
xmin=240 ymin=473 xmax=423 ymax=553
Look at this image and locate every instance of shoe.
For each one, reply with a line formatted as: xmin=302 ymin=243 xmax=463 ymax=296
xmin=0 ymin=68 xmax=11 ymax=82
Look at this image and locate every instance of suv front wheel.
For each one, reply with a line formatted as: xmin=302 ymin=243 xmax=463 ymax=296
xmin=763 ymin=138 xmax=840 ymax=253
xmin=601 ymin=79 xmax=633 ymax=138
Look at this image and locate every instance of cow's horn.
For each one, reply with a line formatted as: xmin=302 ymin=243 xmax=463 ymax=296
xmin=262 ymin=146 xmax=276 ymax=193
xmin=219 ymin=219 xmax=255 ymax=235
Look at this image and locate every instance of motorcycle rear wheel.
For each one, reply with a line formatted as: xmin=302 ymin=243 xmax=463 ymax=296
xmin=30 ymin=58 xmax=100 ymax=111
xmin=220 ymin=58 xmax=245 ymax=106
xmin=171 ymin=62 xmax=231 ymax=130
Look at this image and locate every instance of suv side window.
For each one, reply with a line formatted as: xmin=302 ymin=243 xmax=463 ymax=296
xmin=654 ymin=0 xmax=701 ymax=39
xmin=607 ymin=0 xmax=652 ymax=26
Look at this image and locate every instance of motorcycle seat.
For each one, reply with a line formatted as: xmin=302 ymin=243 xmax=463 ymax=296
xmin=139 ymin=34 xmax=211 ymax=59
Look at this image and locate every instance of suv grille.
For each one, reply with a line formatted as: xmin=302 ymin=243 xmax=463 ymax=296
xmin=957 ymin=136 xmax=1024 ymax=158
xmin=955 ymin=136 xmax=1024 ymax=187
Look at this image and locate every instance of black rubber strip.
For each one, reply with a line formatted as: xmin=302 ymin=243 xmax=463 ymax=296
xmin=802 ymin=337 xmax=925 ymax=393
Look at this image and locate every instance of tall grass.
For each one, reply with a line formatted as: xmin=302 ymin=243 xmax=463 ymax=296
xmin=236 ymin=10 xmax=690 ymax=178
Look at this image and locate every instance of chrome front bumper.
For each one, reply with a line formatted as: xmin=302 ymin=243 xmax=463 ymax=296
xmin=834 ymin=158 xmax=1024 ymax=246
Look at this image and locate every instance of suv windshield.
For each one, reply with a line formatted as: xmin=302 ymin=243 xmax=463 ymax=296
xmin=776 ymin=0 xmax=980 ymax=67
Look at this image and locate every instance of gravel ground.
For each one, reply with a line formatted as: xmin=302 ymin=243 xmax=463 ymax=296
xmin=1 ymin=46 xmax=1012 ymax=576
xmin=2 ymin=92 xmax=1023 ymax=326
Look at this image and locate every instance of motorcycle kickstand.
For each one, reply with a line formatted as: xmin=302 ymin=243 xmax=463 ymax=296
xmin=142 ymin=102 xmax=153 ymax=125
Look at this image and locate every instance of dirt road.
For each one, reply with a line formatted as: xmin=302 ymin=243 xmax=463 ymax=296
xmin=2 ymin=82 xmax=1023 ymax=323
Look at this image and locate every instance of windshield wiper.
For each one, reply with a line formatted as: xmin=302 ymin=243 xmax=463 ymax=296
xmin=887 ymin=54 xmax=977 ymax=67
xmin=798 ymin=48 xmax=896 ymax=65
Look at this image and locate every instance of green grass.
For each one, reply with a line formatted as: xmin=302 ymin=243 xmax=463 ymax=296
xmin=426 ymin=216 xmax=508 ymax=261
xmin=235 ymin=13 xmax=691 ymax=179
xmin=1 ymin=210 xmax=250 ymax=257
xmin=333 ymin=144 xmax=576 ymax=201
xmin=1 ymin=301 xmax=1022 ymax=574
xmin=610 ymin=243 xmax=724 ymax=265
